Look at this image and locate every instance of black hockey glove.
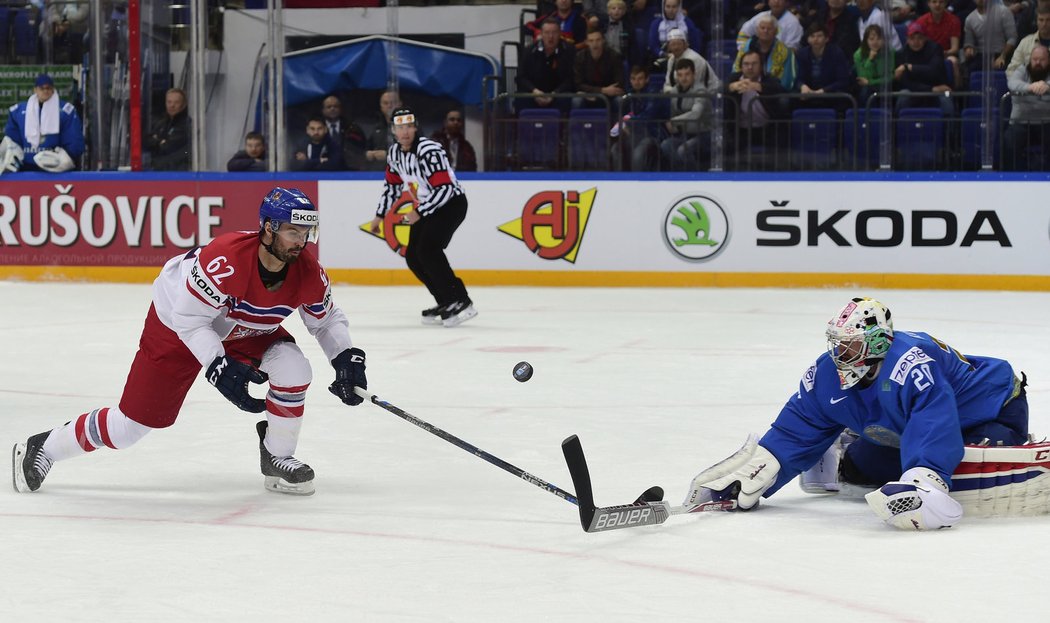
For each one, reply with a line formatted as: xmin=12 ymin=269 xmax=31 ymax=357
xmin=329 ymin=347 xmax=367 ymax=406
xmin=206 ymin=355 xmax=268 ymax=413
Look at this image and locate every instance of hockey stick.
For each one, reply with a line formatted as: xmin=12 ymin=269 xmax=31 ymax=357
xmin=561 ymin=435 xmax=737 ymax=533
xmin=353 ymin=387 xmax=581 ymax=504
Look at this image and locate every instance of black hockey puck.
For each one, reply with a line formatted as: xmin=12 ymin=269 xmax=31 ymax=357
xmin=513 ymin=361 xmax=534 ymax=383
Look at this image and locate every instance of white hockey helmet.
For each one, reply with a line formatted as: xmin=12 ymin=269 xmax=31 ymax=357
xmin=825 ymin=297 xmax=894 ymax=389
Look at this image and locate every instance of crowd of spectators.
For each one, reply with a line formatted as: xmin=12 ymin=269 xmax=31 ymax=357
xmin=2 ymin=1 xmax=1048 ymax=172
xmin=504 ymin=0 xmax=1050 ymax=171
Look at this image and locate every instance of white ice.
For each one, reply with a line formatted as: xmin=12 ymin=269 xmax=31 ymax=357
xmin=1 ymin=283 xmax=1047 ymax=622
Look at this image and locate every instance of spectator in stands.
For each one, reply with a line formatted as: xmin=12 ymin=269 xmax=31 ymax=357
xmin=365 ymin=90 xmax=400 ymax=168
xmin=226 ymin=132 xmax=268 ymax=172
xmin=603 ymin=0 xmax=637 ymax=64
xmin=962 ymin=0 xmax=1018 ymax=74
xmin=321 ymin=95 xmax=368 ymax=170
xmin=582 ymin=0 xmax=610 ymax=30
xmin=0 ymin=73 xmax=83 ymax=174
xmin=663 ymin=27 xmax=718 ymax=90
xmin=736 ymin=0 xmax=804 ymax=51
xmin=854 ymin=24 xmax=896 ymax=105
xmin=612 ymin=64 xmax=669 ymax=171
xmin=811 ymin=0 xmax=861 ymax=60
xmin=145 ymin=88 xmax=191 ymax=171
xmin=649 ymin=0 xmax=703 ymax=61
xmin=517 ymin=18 xmax=576 ymax=113
xmin=291 ymin=116 xmax=344 ymax=171
xmin=724 ymin=50 xmax=789 ymax=163
xmin=1016 ymin=0 xmax=1050 ymax=41
xmin=575 ymin=28 xmax=626 ymax=108
xmin=857 ymin=0 xmax=903 ymax=51
xmin=891 ymin=0 xmax=917 ymax=24
xmin=895 ymin=21 xmax=955 ymax=115
xmin=916 ymin=0 xmax=962 ymax=85
xmin=1004 ymin=44 xmax=1050 ymax=169
xmin=735 ymin=14 xmax=798 ymax=90
xmin=795 ymin=23 xmax=853 ymax=108
xmin=525 ymin=0 xmax=588 ymax=49
xmin=50 ymin=17 xmax=84 ymax=65
xmin=429 ymin=109 xmax=477 ymax=172
xmin=660 ymin=57 xmax=718 ymax=170
xmin=1009 ymin=5 xmax=1050 ymax=75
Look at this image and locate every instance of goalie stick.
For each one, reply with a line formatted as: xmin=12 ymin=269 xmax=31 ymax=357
xmin=561 ymin=434 xmax=738 ymax=533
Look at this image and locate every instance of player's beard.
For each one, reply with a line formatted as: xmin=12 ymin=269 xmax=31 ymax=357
xmin=268 ymin=237 xmax=303 ymax=265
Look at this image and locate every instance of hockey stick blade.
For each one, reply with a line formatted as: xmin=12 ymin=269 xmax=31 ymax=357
xmin=561 ymin=435 xmax=671 ymax=533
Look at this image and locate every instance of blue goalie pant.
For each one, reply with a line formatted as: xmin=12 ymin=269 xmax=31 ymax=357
xmin=841 ymin=382 xmax=1030 ymax=487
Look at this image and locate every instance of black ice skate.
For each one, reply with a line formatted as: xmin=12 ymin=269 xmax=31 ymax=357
xmin=441 ymin=299 xmax=477 ymax=327
xmin=421 ymin=304 xmax=444 ymax=326
xmin=12 ymin=431 xmax=53 ymax=493
xmin=257 ymin=421 xmax=315 ymax=496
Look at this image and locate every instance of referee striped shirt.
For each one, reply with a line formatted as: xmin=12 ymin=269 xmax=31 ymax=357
xmin=377 ymin=136 xmax=464 ymax=218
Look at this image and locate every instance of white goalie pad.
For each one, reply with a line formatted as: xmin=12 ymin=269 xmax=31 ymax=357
xmin=33 ymin=147 xmax=75 ymax=173
xmin=949 ymin=442 xmax=1050 ymax=518
xmin=0 ymin=135 xmax=24 ymax=174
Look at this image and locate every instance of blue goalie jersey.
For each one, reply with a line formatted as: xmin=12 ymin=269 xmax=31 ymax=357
xmin=760 ymin=331 xmax=1017 ymax=495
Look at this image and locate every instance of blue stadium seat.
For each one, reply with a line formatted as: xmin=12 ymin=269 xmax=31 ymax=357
xmin=960 ymin=108 xmax=999 ymax=169
xmin=0 ymin=10 xmax=9 ymax=61
xmin=968 ymin=70 xmax=1009 ymax=108
xmin=516 ymin=108 xmax=561 ymax=169
xmin=567 ymin=109 xmax=609 ymax=171
xmin=851 ymin=107 xmax=890 ymax=169
xmin=896 ymin=108 xmax=945 ymax=170
xmin=790 ymin=108 xmax=838 ymax=170
xmin=12 ymin=9 xmax=35 ymax=58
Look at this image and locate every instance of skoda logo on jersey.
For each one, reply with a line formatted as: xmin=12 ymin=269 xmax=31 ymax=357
xmin=662 ymin=194 xmax=730 ymax=262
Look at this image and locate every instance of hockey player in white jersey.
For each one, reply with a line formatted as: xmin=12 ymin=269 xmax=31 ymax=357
xmin=684 ymin=297 xmax=1038 ymax=530
xmin=12 ymin=187 xmax=368 ymax=496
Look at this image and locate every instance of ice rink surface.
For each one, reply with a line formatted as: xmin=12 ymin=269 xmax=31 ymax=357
xmin=1 ymin=282 xmax=1048 ymax=622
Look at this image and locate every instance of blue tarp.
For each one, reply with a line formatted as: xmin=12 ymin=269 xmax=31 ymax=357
xmin=283 ymin=38 xmax=498 ymax=107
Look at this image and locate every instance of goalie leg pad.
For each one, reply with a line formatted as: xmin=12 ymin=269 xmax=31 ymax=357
xmin=950 ymin=442 xmax=1050 ymax=518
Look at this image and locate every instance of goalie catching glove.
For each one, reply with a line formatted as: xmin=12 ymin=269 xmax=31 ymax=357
xmin=206 ymin=355 xmax=268 ymax=413
xmin=865 ymin=467 xmax=963 ymax=531
xmin=683 ymin=434 xmax=781 ymax=510
xmin=328 ymin=347 xmax=367 ymax=406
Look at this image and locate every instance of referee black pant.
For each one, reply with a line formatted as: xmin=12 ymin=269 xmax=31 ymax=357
xmin=405 ymin=194 xmax=469 ymax=307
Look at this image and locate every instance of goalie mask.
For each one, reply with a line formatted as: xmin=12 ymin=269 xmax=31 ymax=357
xmin=258 ymin=186 xmax=319 ymax=244
xmin=826 ymin=297 xmax=893 ymax=389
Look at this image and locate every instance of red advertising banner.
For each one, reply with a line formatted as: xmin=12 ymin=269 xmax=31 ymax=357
xmin=0 ymin=179 xmax=317 ymax=266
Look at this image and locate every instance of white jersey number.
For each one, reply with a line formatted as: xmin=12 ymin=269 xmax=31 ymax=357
xmin=207 ymin=255 xmax=235 ymax=284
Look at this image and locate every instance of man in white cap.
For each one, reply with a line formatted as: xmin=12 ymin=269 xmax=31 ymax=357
xmin=663 ymin=27 xmax=718 ymax=90
xmin=0 ymin=73 xmax=83 ymax=174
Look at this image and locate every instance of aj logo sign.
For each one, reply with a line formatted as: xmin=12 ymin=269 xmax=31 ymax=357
xmin=662 ymin=195 xmax=730 ymax=262
xmin=498 ymin=189 xmax=596 ymax=263
xmin=358 ymin=186 xmax=418 ymax=257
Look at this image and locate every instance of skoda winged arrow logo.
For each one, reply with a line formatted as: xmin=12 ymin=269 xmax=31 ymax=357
xmin=662 ymin=194 xmax=730 ymax=262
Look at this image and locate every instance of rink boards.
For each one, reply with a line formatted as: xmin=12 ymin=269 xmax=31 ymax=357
xmin=0 ymin=172 xmax=1048 ymax=290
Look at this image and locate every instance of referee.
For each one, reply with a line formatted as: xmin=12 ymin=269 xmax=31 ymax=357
xmin=369 ymin=108 xmax=476 ymax=327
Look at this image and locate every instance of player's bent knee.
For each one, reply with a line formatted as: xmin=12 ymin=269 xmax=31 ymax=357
xmin=106 ymin=407 xmax=153 ymax=449
xmin=261 ymin=340 xmax=313 ymax=389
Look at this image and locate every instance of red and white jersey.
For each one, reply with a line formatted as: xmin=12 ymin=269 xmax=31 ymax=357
xmin=152 ymin=231 xmax=352 ymax=366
